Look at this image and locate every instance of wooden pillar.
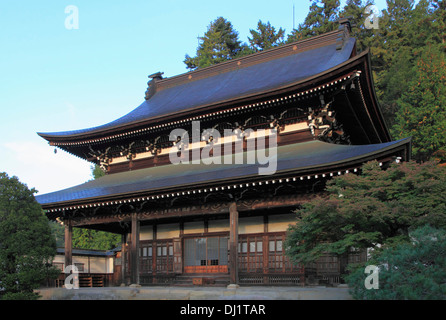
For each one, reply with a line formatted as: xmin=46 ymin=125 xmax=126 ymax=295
xmin=121 ymin=233 xmax=127 ymax=285
xmin=229 ymin=202 xmax=239 ymax=287
xmin=263 ymin=215 xmax=269 ymax=284
xmin=174 ymin=221 xmax=184 ymax=274
xmin=64 ymin=219 xmax=72 ymax=274
xmin=130 ymin=213 xmax=140 ymax=285
xmin=63 ymin=219 xmax=79 ymax=288
xmin=152 ymin=224 xmax=157 ymax=282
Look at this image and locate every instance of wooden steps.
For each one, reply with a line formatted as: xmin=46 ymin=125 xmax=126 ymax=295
xmin=174 ymin=273 xmax=230 ymax=287
xmin=78 ymin=274 xmax=105 ymax=287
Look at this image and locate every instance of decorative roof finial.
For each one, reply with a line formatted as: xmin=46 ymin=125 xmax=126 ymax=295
xmin=337 ymin=17 xmax=355 ymax=32
xmin=336 ymin=17 xmax=354 ymax=50
xmin=148 ymin=72 xmax=164 ymax=80
xmin=145 ymin=72 xmax=164 ymax=100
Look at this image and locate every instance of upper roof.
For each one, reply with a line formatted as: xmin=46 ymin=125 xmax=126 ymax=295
xmin=37 ymin=26 xmax=356 ymax=142
xmin=36 ymin=138 xmax=411 ymax=211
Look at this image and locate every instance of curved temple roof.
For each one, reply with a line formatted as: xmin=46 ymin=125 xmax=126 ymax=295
xmin=37 ymin=28 xmax=356 ymax=141
xmin=35 ymin=22 xmax=409 ymax=216
xmin=36 ymin=138 xmax=411 ymax=209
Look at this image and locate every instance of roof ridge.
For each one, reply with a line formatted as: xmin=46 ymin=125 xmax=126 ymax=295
xmin=154 ymin=29 xmax=346 ymax=92
xmin=37 ymin=25 xmax=357 ymax=144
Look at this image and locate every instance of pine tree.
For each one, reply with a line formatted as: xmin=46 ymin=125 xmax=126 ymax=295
xmin=184 ymin=17 xmax=244 ymax=70
xmin=248 ymin=20 xmax=285 ymax=52
xmin=391 ymin=45 xmax=446 ymax=163
xmin=371 ymin=0 xmax=416 ymax=125
xmin=429 ymin=0 xmax=446 ymax=52
xmin=338 ymin=0 xmax=375 ymax=52
xmin=371 ymin=0 xmax=445 ymax=127
xmin=288 ymin=0 xmax=340 ymax=42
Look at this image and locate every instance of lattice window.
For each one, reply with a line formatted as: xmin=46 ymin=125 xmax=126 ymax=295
xmin=238 ymin=233 xmax=302 ymax=274
xmin=348 ymin=248 xmax=367 ymax=264
xmin=268 ymin=234 xmax=301 ymax=273
xmin=53 ymin=262 xmax=64 ymax=272
xmin=156 ymin=240 xmax=174 ymax=273
xmin=268 ymin=235 xmax=284 ymax=272
xmin=316 ymin=253 xmax=340 ymax=275
xmin=140 ymin=243 xmax=153 ymax=273
xmin=184 ymin=236 xmax=229 ymax=269
xmin=238 ymin=235 xmax=263 ymax=273
xmin=74 ymin=263 xmax=84 ymax=272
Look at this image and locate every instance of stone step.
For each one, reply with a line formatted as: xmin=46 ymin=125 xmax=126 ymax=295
xmin=174 ymin=273 xmax=230 ymax=286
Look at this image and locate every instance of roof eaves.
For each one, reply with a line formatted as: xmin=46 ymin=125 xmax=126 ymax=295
xmin=37 ymin=39 xmax=360 ymax=146
xmin=37 ymin=138 xmax=411 ymax=212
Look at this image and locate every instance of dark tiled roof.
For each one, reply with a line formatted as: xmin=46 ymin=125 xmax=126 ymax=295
xmin=56 ymin=248 xmax=115 ymax=257
xmin=37 ymin=31 xmax=356 ymax=139
xmin=36 ymin=138 xmax=410 ymax=207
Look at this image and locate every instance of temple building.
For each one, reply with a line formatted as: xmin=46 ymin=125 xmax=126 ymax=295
xmin=36 ymin=20 xmax=411 ymax=287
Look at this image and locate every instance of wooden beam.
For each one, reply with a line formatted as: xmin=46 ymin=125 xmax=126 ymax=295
xmin=69 ymin=194 xmax=311 ymax=228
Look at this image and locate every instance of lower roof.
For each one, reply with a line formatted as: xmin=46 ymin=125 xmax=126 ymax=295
xmin=56 ymin=248 xmax=116 ymax=257
xmin=36 ymin=138 xmax=411 ymax=210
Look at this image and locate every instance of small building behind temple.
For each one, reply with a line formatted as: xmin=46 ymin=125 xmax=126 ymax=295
xmin=52 ymin=248 xmax=121 ymax=287
xmin=36 ymin=19 xmax=411 ymax=287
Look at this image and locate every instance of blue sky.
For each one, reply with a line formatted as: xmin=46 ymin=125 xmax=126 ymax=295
xmin=0 ymin=0 xmax=389 ymax=195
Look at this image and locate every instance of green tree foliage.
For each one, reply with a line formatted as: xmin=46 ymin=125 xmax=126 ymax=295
xmin=288 ymin=0 xmax=340 ymax=42
xmin=51 ymin=165 xmax=120 ymax=251
xmin=290 ymin=0 xmax=446 ymax=161
xmin=285 ymin=160 xmax=446 ymax=265
xmin=184 ymin=17 xmax=245 ymax=70
xmin=248 ymin=20 xmax=285 ymax=52
xmin=48 ymin=220 xmax=65 ymax=247
xmin=346 ymin=225 xmax=446 ymax=299
xmin=372 ymin=0 xmax=446 ymax=128
xmin=72 ymin=227 xmax=120 ymax=251
xmin=182 ymin=1 xmax=446 ymax=160
xmin=338 ymin=0 xmax=375 ymax=52
xmin=0 ymin=173 xmax=59 ymax=300
xmin=373 ymin=0 xmax=418 ymax=123
xmin=71 ymin=165 xmax=120 ymax=250
xmin=301 ymin=0 xmax=340 ymax=36
xmin=429 ymin=0 xmax=446 ymax=52
xmin=91 ymin=164 xmax=105 ymax=180
xmin=286 ymin=1 xmax=445 ymax=156
xmin=391 ymin=45 xmax=446 ymax=163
